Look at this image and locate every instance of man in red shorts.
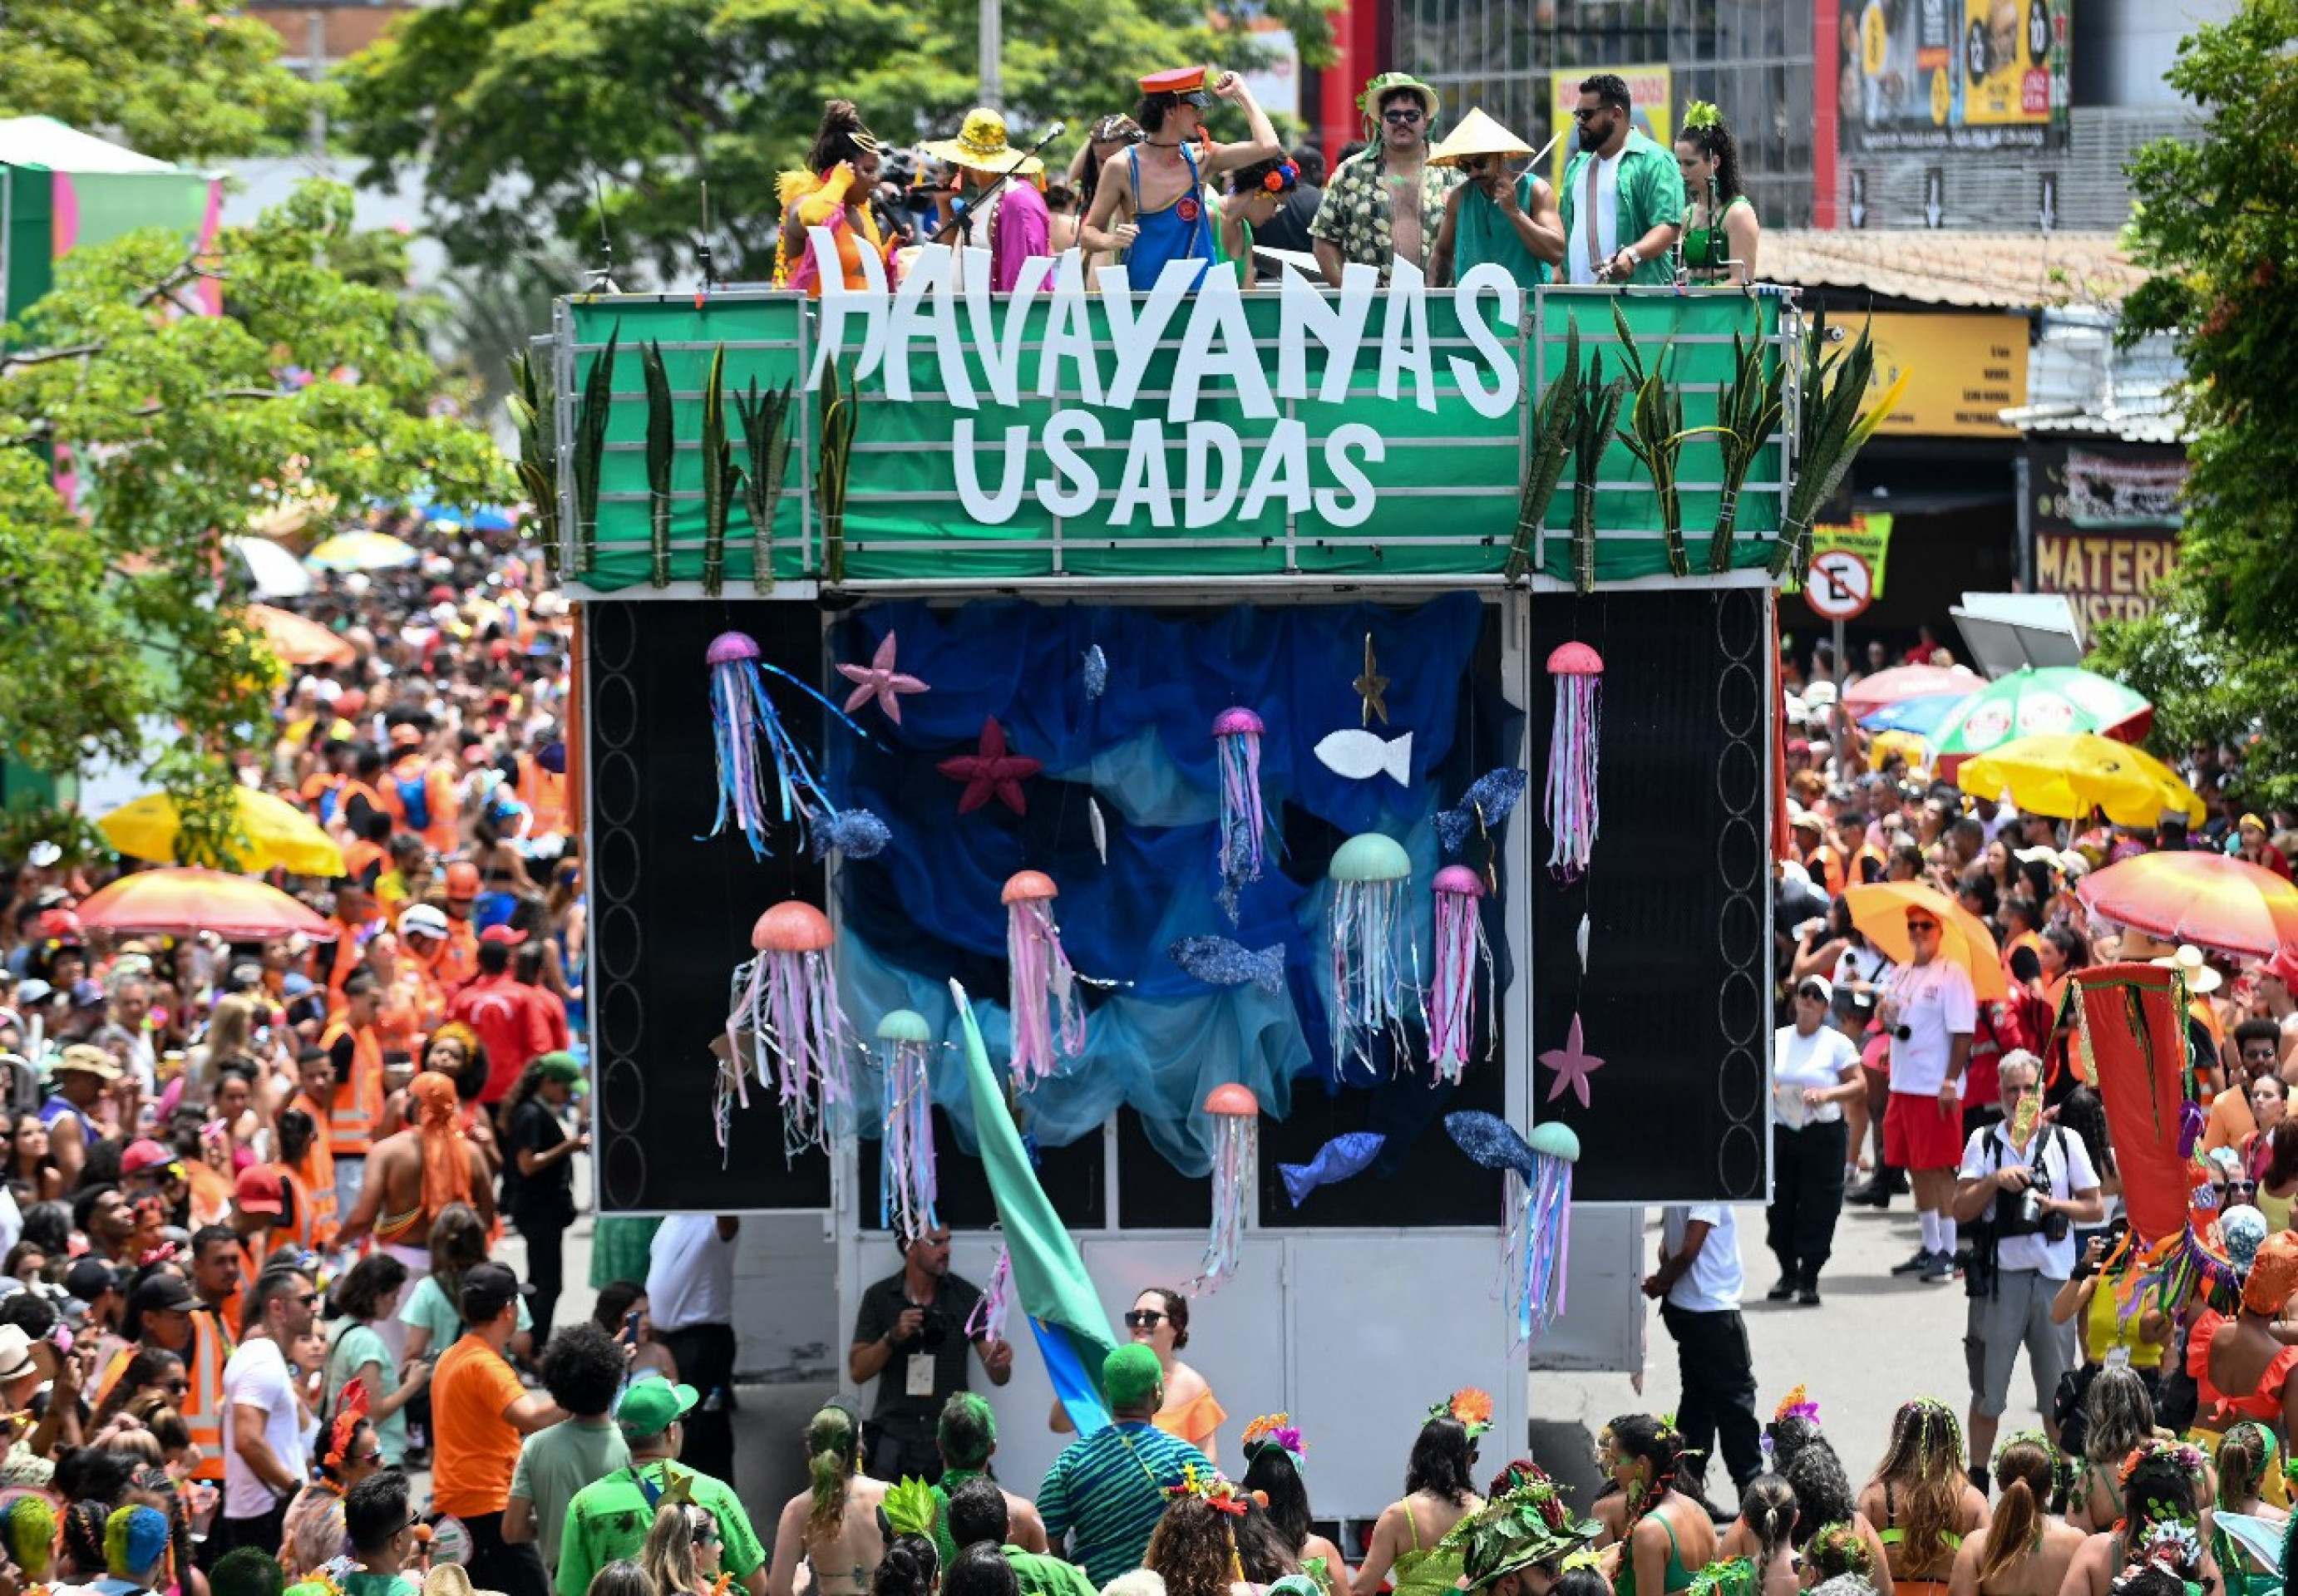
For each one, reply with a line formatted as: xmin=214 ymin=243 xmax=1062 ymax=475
xmin=1879 ymin=904 xmax=1977 ymax=1283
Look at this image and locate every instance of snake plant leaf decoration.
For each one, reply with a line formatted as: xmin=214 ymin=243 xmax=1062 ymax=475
xmin=734 ymin=377 xmax=796 ymax=593
xmin=1708 ymin=329 xmax=1784 ymax=574
xmin=1569 ymin=357 xmax=1632 ymax=595
xmin=698 ymin=344 xmax=742 ymax=597
xmin=1771 ymin=313 xmax=1910 ymax=579
xmin=570 ymin=322 xmax=619 ymax=580
xmin=817 ymin=361 xmax=861 ymax=585
xmin=1610 ymin=299 xmax=1719 ymax=581
xmin=506 ymin=349 xmax=559 ymax=575
xmin=1508 ymin=316 xmax=1582 ymax=584
xmin=640 ymin=339 xmax=676 ymax=588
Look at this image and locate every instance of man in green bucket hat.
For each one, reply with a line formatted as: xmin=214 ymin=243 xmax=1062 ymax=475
xmin=1444 ymin=1471 xmax=1604 ymax=1596
xmin=1310 ymin=71 xmax=1460 ymax=285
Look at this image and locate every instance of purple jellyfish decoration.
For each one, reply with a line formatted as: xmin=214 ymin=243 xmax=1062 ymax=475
xmin=1213 ymin=707 xmax=1268 ymax=920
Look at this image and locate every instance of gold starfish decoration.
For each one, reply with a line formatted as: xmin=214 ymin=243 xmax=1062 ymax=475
xmin=1354 ymin=633 xmax=1390 ymax=726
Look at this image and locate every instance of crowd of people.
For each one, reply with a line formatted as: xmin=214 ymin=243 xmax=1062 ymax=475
xmin=769 ymin=68 xmax=1763 ymax=297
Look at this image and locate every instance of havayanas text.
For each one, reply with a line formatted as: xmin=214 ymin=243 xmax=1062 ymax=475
xmin=799 ymin=231 xmax=1523 ymax=530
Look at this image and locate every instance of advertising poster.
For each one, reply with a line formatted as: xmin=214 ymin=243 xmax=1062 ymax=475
xmin=1860 ymin=312 xmax=2029 ymax=439
xmin=2029 ymin=442 xmax=2187 ymax=627
xmin=1837 ymin=0 xmax=2069 ymax=151
xmin=1548 ymin=65 xmax=1672 ymax=189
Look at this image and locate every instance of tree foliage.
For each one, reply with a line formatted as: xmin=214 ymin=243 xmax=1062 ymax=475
xmin=0 ymin=183 xmax=508 ymax=864
xmin=0 ymin=0 xmax=320 ymax=163
xmin=338 ymin=0 xmax=1336 ymax=282
xmin=2088 ymin=0 xmax=2298 ymax=799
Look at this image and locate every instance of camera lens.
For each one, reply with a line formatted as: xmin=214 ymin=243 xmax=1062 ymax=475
xmin=1893 ymin=1024 xmax=1913 ymax=1041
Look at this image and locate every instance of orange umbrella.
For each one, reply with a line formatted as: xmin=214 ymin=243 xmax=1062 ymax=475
xmin=1842 ymin=663 xmax=1984 ymax=717
xmin=76 ymin=868 xmax=334 ymax=940
xmin=1842 ymin=881 xmax=2008 ymax=1001
xmin=2078 ymin=852 xmax=2298 ymax=961
xmin=246 ymin=603 xmax=353 ymax=667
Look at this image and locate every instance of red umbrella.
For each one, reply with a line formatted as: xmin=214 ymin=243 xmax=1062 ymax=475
xmin=2076 ymin=851 xmax=2298 ymax=960
xmin=1842 ymin=663 xmax=1985 ymax=718
xmin=76 ymin=867 xmax=335 ymax=941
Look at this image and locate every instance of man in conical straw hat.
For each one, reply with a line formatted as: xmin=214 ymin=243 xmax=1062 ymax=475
xmin=922 ymin=107 xmax=1053 ymax=292
xmin=1429 ymin=107 xmax=1563 ymax=288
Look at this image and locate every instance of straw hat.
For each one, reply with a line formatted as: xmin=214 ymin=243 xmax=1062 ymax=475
xmin=921 ymin=108 xmax=1043 ymax=175
xmin=1430 ymin=107 xmax=1534 ymax=168
xmin=2151 ymin=943 xmax=2223 ymax=996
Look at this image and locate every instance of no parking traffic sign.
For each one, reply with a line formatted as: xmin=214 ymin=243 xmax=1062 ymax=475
xmin=1804 ymin=549 xmax=1874 ymax=621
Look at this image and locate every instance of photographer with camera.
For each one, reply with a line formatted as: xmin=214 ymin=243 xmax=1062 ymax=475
xmin=849 ymin=1224 xmax=1012 ymax=1482
xmin=1951 ymin=1051 xmax=2103 ymax=1493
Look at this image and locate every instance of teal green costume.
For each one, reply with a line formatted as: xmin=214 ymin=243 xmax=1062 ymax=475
xmin=1556 ymin=128 xmax=1687 ymax=287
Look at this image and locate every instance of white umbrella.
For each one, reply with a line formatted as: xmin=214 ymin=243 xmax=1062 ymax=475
xmin=228 ymin=535 xmax=313 ymax=598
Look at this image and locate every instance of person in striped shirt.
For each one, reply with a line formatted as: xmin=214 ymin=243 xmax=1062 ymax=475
xmin=1037 ymin=1345 xmax=1211 ymax=1585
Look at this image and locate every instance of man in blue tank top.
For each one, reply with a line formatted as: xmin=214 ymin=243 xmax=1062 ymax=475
xmin=1077 ymin=64 xmax=1281 ymax=289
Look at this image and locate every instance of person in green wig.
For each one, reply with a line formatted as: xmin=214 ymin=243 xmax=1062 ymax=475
xmin=930 ymin=1393 xmax=1047 ymax=1565
xmin=1038 ymin=1343 xmax=1212 ymax=1586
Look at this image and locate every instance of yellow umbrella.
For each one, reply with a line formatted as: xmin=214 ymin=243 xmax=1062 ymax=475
xmin=305 ymin=530 xmax=418 ymax=572
xmin=1956 ymin=732 xmax=2204 ymax=828
xmin=98 ymin=788 xmax=346 ymax=878
xmin=1842 ymin=881 xmax=2008 ymax=1001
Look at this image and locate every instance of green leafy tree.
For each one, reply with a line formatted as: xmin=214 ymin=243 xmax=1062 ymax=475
xmin=2085 ymin=0 xmax=2298 ymax=800
xmin=0 ymin=0 xmax=320 ymax=162
xmin=0 ymin=182 xmax=509 ymax=864
xmin=338 ymin=0 xmax=1335 ymax=281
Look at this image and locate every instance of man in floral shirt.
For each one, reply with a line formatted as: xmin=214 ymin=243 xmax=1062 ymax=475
xmin=1310 ymin=71 xmax=1459 ymax=283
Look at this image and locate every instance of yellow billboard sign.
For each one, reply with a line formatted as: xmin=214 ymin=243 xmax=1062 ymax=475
xmin=1548 ymin=66 xmax=1673 ymax=190
xmin=1860 ymin=312 xmax=2029 ymax=439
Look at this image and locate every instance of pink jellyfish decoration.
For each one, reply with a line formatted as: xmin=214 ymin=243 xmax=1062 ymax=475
xmin=1003 ymin=870 xmax=1083 ymax=1090
xmin=1193 ymin=1082 xmax=1260 ymax=1292
xmin=1326 ymin=832 xmax=1421 ymax=1071
xmin=875 ymin=1009 xmax=938 ymax=1238
xmin=728 ymin=901 xmax=853 ymax=1164
xmin=1212 ymin=707 xmax=1268 ymax=920
xmin=1429 ymin=865 xmax=1494 ymax=1086
xmin=707 ymin=630 xmax=885 ymax=860
xmin=1543 ymin=642 xmax=1605 ymax=879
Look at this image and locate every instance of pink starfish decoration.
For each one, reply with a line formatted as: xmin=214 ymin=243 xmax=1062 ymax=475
xmin=937 ymin=717 xmax=1042 ymax=815
xmin=836 ymin=631 xmax=928 ymax=723
xmin=1537 ymin=1012 xmax=1605 ymax=1109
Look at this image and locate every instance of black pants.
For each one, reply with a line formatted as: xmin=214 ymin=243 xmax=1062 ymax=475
xmin=201 ymin=1500 xmax=288 ymax=1570
xmin=515 ymin=1213 xmax=567 ymax=1347
xmin=865 ymin=1422 xmax=945 ymax=1483
xmin=1660 ymin=1302 xmax=1763 ymax=1492
xmin=659 ymin=1321 xmax=737 ymax=1487
xmin=461 ymin=1510 xmax=550 ymax=1596
xmin=1766 ymin=1120 xmax=1847 ymax=1286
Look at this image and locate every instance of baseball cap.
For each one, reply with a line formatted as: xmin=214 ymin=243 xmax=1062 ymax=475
xmin=127 ymin=1273 xmax=200 ymax=1318
xmin=225 ymin=961 xmax=264 ymax=992
xmin=121 ymin=1140 xmax=177 ymax=1178
xmin=456 ymin=1261 xmax=520 ymax=1325
xmin=444 ymin=862 xmax=481 ymax=899
xmin=1802 ymin=680 xmax=1838 ymax=708
xmin=398 ymin=904 xmax=450 ymax=939
xmin=479 ymin=924 xmax=527 ymax=946
xmin=234 ymin=1165 xmax=287 ymax=1216
xmin=536 ymin=1052 xmax=584 ymax=1087
xmin=614 ymin=1380 xmax=699 ymax=1441
xmin=64 ymin=1259 xmax=120 ymax=1305
xmin=1796 ymin=975 xmax=1835 ymax=1002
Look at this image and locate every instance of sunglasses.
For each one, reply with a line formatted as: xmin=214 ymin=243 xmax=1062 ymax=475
xmin=1906 ymin=920 xmax=1942 ymax=936
xmin=1796 ymin=986 xmax=1827 ymax=1002
xmin=2228 ymin=1179 xmax=2260 ymax=1196
xmin=1122 ymin=1309 xmax=1167 ymax=1328
xmin=1382 ymin=109 xmax=1424 ymax=125
xmin=1571 ymin=106 xmax=1611 ymax=123
xmin=357 ymin=1450 xmax=386 ymax=1465
xmin=164 ymin=1379 xmax=189 ymax=1395
xmin=296 ymin=1292 xmax=320 ymax=1308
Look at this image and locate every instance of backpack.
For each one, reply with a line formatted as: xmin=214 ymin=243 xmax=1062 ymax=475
xmin=392 ymin=766 xmax=432 ymax=832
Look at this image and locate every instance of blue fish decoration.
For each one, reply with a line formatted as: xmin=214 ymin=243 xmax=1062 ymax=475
xmin=1445 ymin=1109 xmax=1537 ymax=1180
xmin=811 ymin=807 xmax=890 ymax=860
xmin=1436 ymin=767 xmax=1529 ymax=857
xmin=1280 ymin=1131 xmax=1388 ymax=1207
xmin=1082 ymin=645 xmax=1108 ymax=702
xmin=1168 ymin=935 xmax=1286 ymax=996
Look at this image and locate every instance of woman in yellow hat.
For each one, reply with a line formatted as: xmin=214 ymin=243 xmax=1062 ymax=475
xmin=774 ymin=100 xmax=895 ymax=294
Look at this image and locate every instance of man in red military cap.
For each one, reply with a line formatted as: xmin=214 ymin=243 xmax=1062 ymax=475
xmin=1078 ymin=64 xmax=1281 ymax=288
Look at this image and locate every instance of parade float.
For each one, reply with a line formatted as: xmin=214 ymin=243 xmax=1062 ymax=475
xmin=531 ymin=235 xmax=1885 ymax=1513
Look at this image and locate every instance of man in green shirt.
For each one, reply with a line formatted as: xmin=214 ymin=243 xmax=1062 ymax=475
xmin=554 ymin=1381 xmax=767 ymax=1596
xmin=947 ymin=1478 xmax=1097 ymax=1596
xmin=505 ymin=1324 xmax=631 ymax=1569
xmin=341 ymin=1472 xmax=425 ymax=1596
xmin=1430 ymin=108 xmax=1564 ymax=288
xmin=1556 ymin=71 xmax=1685 ymax=286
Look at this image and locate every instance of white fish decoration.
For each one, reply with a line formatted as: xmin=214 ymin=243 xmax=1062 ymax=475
xmin=1314 ymin=727 xmax=1413 ymax=786
xmin=1089 ymin=796 xmax=1107 ymax=864
xmin=1576 ymin=914 xmax=1590 ymax=974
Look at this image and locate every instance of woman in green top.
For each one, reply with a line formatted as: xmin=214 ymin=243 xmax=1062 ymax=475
xmin=1221 ymin=158 xmax=1302 ymax=288
xmin=398 ymin=1200 xmax=532 ymax=1364
xmin=323 ymin=1253 xmax=427 ymax=1467
xmin=1854 ymin=1399 xmax=1990 ymax=1596
xmin=1595 ymin=1414 xmax=1717 ymax=1596
xmin=1674 ymin=103 xmax=1759 ymax=287
xmin=1351 ymin=1397 xmax=1486 ymax=1596
xmin=1242 ymin=1416 xmax=1352 ymax=1595
xmin=2207 ymin=1423 xmax=2286 ymax=1596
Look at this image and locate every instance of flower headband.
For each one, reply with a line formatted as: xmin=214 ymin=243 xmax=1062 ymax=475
xmin=1771 ymin=1385 xmax=1819 ymax=1428
xmin=1261 ymin=161 xmax=1299 ymax=195
xmin=1680 ymin=100 xmax=1722 ymax=133
xmin=1242 ymin=1413 xmax=1305 ymax=1466
xmin=1428 ymin=1387 xmax=1494 ymax=1441
xmin=324 ymin=1378 xmax=372 ymax=1473
xmin=1163 ymin=1462 xmax=1258 ymax=1517
xmin=2118 ymin=1437 xmax=2206 ymax=1485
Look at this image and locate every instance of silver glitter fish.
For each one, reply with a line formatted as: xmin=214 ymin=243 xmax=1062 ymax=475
xmin=1168 ymin=935 xmax=1286 ymax=996
xmin=1435 ymin=766 xmax=1529 ymax=856
xmin=1082 ymin=644 xmax=1108 ymax=702
xmin=811 ymin=808 xmax=890 ymax=860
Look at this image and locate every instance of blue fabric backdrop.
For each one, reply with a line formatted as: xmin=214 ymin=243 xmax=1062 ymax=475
xmin=827 ymin=595 xmax=1497 ymax=1175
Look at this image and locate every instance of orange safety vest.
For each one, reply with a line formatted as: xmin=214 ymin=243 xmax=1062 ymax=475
xmin=286 ymin=1091 xmax=341 ymax=1238
xmin=431 ymin=919 xmax=480 ymax=996
xmin=276 ymin=1163 xmax=337 ymax=1254
xmin=181 ymin=1310 xmax=229 ymax=1481
xmin=517 ymin=754 xmax=570 ymax=838
xmin=314 ymin=1024 xmax=384 ymax=1157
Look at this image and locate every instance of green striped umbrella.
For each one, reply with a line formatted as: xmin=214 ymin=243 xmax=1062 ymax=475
xmin=1929 ymin=667 xmax=2152 ymax=769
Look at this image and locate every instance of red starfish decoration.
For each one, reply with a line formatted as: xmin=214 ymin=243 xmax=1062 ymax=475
xmin=938 ymin=717 xmax=1042 ymax=815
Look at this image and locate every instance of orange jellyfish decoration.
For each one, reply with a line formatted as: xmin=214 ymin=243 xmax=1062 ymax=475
xmin=1003 ymin=870 xmax=1082 ymax=1089
xmin=727 ymin=900 xmax=852 ymax=1164
xmin=1195 ymin=1082 xmax=1260 ymax=1292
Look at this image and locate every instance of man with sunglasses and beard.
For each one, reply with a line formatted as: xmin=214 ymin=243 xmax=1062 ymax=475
xmin=849 ymin=1223 xmax=1013 ymax=1483
xmin=1878 ymin=904 xmax=1979 ymax=1284
xmin=213 ymin=1266 xmax=321 ymax=1563
xmin=1311 ymin=71 xmax=1460 ymax=284
xmin=1556 ymin=73 xmax=1684 ymax=285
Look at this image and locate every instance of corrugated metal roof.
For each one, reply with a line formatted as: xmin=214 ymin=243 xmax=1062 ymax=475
xmin=1998 ymin=307 xmax=2191 ymax=444
xmin=1762 ymin=229 xmax=2148 ymax=309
